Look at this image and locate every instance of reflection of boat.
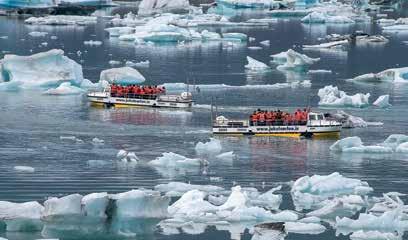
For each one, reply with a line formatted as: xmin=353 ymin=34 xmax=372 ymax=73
xmin=87 ymin=87 xmax=193 ymax=109
xmin=212 ymin=111 xmax=341 ymax=138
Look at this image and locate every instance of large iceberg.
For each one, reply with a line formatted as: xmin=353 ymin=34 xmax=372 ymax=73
xmin=318 ymin=85 xmax=370 ymax=108
xmin=138 ymin=0 xmax=190 ymax=16
xmin=271 ymin=49 xmax=319 ymax=71
xmin=350 ymin=67 xmax=408 ymax=83
xmin=291 ymin=172 xmax=372 ymax=210
xmin=99 ymin=67 xmax=145 ymax=85
xmin=0 ymin=49 xmax=83 ymax=90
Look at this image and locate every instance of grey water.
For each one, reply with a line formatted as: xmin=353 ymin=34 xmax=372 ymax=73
xmin=1 ymin=4 xmax=408 ymax=240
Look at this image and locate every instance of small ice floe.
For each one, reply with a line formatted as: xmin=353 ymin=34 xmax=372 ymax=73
xmin=260 ymin=40 xmax=270 ymax=47
xmin=284 ymin=222 xmax=326 ymax=234
xmin=373 ymin=95 xmax=392 ymax=108
xmin=116 ymin=149 xmax=139 ymax=163
xmin=349 ymin=67 xmax=408 ymax=83
xmin=306 ymin=195 xmax=365 ymax=219
xmin=59 ymin=135 xmax=83 ymax=143
xmin=307 ymin=69 xmax=332 ymax=74
xmin=215 ymin=151 xmax=236 ymax=162
xmin=222 ymin=33 xmax=248 ymax=42
xmin=126 ymin=60 xmax=150 ymax=68
xmin=138 ymin=0 xmax=189 ymax=16
xmin=303 ymin=40 xmax=348 ymax=49
xmin=201 ymin=30 xmax=221 ymax=41
xmin=329 ymin=136 xmax=392 ymax=153
xmin=14 ymin=166 xmax=35 ymax=173
xmin=92 ymin=137 xmax=105 ymax=145
xmin=318 ymin=85 xmax=370 ymax=108
xmin=350 ymin=230 xmax=401 ymax=240
xmin=40 ymin=42 xmax=48 ymax=47
xmin=50 ymin=36 xmax=58 ymax=40
xmin=291 ymin=172 xmax=372 ymax=210
xmin=154 ymin=182 xmax=224 ymax=197
xmin=368 ymin=192 xmax=406 ymax=215
xmin=248 ymin=46 xmax=262 ymax=50
xmin=84 ymin=40 xmax=102 ymax=46
xmin=44 ymin=82 xmax=85 ymax=95
xmin=0 ymin=36 xmax=8 ymax=39
xmin=108 ymin=60 xmax=121 ymax=66
xmin=25 ymin=15 xmax=97 ymax=26
xmin=195 ymin=138 xmax=222 ymax=155
xmin=100 ymin=67 xmax=145 ymax=85
xmin=245 ymin=56 xmax=270 ymax=71
xmin=271 ymin=49 xmax=319 ymax=71
xmin=149 ymin=152 xmax=206 ymax=168
xmin=28 ymin=31 xmax=48 ymax=37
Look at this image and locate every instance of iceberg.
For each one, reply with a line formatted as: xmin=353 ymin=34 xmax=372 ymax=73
xmin=195 ymin=138 xmax=222 ymax=155
xmin=271 ymin=49 xmax=319 ymax=71
xmin=330 ymin=136 xmax=393 ymax=153
xmin=350 ymin=67 xmax=408 ymax=83
xmin=99 ymin=67 xmax=145 ymax=85
xmin=148 ymin=152 xmax=206 ymax=168
xmin=317 ymin=85 xmax=370 ymax=108
xmin=373 ymin=95 xmax=391 ymax=108
xmin=155 ymin=182 xmax=224 ymax=196
xmin=43 ymin=82 xmax=85 ymax=95
xmin=245 ymin=57 xmax=270 ymax=71
xmin=0 ymin=49 xmax=83 ymax=89
xmin=0 ymin=201 xmax=44 ymax=231
xmin=25 ymin=16 xmax=97 ymax=26
xmin=138 ymin=0 xmax=190 ymax=16
xmin=81 ymin=192 xmax=109 ymax=218
xmin=291 ymin=172 xmax=372 ymax=210
xmin=111 ymin=190 xmax=170 ymax=218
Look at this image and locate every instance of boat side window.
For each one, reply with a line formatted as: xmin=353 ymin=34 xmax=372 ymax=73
xmin=309 ymin=114 xmax=317 ymax=121
xmin=317 ymin=114 xmax=324 ymax=120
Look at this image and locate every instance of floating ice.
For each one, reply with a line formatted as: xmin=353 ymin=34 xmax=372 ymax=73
xmin=284 ymin=222 xmax=326 ymax=234
xmin=195 ymin=138 xmax=222 ymax=155
xmin=260 ymin=40 xmax=270 ymax=47
xmin=245 ymin=57 xmax=270 ymax=71
xmin=0 ymin=49 xmax=83 ymax=89
xmin=331 ymin=111 xmax=383 ymax=128
xmin=271 ymin=49 xmax=319 ymax=71
xmin=330 ymin=136 xmax=392 ymax=153
xmin=105 ymin=27 xmax=135 ymax=37
xmin=138 ymin=0 xmax=190 ymax=16
xmin=318 ymin=85 xmax=370 ymax=108
xmin=301 ymin=12 xmax=355 ymax=24
xmin=84 ymin=40 xmax=102 ymax=46
xmin=25 ymin=15 xmax=97 ymax=26
xmin=201 ymin=30 xmax=221 ymax=41
xmin=291 ymin=172 xmax=372 ymax=210
xmin=42 ymin=194 xmax=83 ymax=219
xmin=350 ymin=230 xmax=402 ymax=240
xmin=116 ymin=150 xmax=139 ymax=163
xmin=149 ymin=152 xmax=206 ymax=168
xmin=91 ymin=137 xmax=104 ymax=145
xmin=111 ymin=190 xmax=170 ymax=218
xmin=222 ymin=33 xmax=247 ymax=41
xmin=13 ymin=166 xmax=35 ymax=173
xmin=373 ymin=95 xmax=391 ymax=108
xmin=308 ymin=69 xmax=332 ymax=74
xmin=59 ymin=136 xmax=83 ymax=143
xmin=28 ymin=31 xmax=48 ymax=37
xmin=303 ymin=40 xmax=348 ymax=49
xmin=306 ymin=195 xmax=365 ymax=219
xmin=217 ymin=0 xmax=297 ymax=9
xmin=0 ymin=201 xmax=44 ymax=231
xmin=43 ymin=82 xmax=85 ymax=95
xmin=126 ymin=60 xmax=150 ymax=68
xmin=168 ymin=190 xmax=217 ymax=217
xmin=81 ymin=192 xmax=109 ymax=218
xmin=215 ymin=151 xmax=236 ymax=162
xmin=155 ymin=182 xmax=224 ymax=196
xmin=100 ymin=67 xmax=145 ymax=85
xmin=350 ymin=67 xmax=408 ymax=83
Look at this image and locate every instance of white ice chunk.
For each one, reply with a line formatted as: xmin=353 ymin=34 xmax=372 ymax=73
xmin=245 ymin=56 xmax=270 ymax=70
xmin=149 ymin=152 xmax=205 ymax=168
xmin=84 ymin=40 xmax=102 ymax=46
xmin=215 ymin=151 xmax=236 ymax=162
xmin=126 ymin=60 xmax=150 ymax=68
xmin=42 ymin=194 xmax=83 ymax=218
xmin=195 ymin=138 xmax=222 ymax=155
xmin=0 ymin=49 xmax=83 ymax=89
xmin=100 ymin=67 xmax=145 ymax=85
xmin=350 ymin=67 xmax=408 ymax=83
xmin=260 ymin=40 xmax=270 ymax=47
xmin=271 ymin=49 xmax=319 ymax=71
xmin=81 ymin=192 xmax=109 ymax=218
xmin=13 ymin=166 xmax=35 ymax=173
xmin=350 ymin=230 xmax=402 ymax=240
xmin=222 ymin=33 xmax=247 ymax=41
xmin=43 ymin=82 xmax=85 ymax=95
xmin=0 ymin=201 xmax=44 ymax=231
xmin=28 ymin=31 xmax=48 ymax=37
xmin=330 ymin=136 xmax=393 ymax=153
xmin=318 ymin=85 xmax=370 ymax=108
xmin=105 ymin=27 xmax=135 ymax=37
xmin=373 ymin=95 xmax=391 ymax=108
xmin=138 ymin=0 xmax=189 ymax=16
xmin=284 ymin=222 xmax=326 ymax=234
xmin=111 ymin=190 xmax=170 ymax=218
xmin=25 ymin=15 xmax=97 ymax=26
xmin=154 ymin=182 xmax=224 ymax=196
xmin=201 ymin=30 xmax=221 ymax=41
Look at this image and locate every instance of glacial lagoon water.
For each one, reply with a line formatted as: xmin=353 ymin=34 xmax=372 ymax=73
xmin=1 ymin=5 xmax=408 ymax=240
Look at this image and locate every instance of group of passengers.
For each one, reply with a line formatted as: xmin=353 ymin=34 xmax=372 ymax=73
xmin=250 ymin=108 xmax=310 ymax=126
xmin=110 ymin=84 xmax=166 ymax=98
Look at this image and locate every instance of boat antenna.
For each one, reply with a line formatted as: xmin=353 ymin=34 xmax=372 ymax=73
xmin=211 ymin=97 xmax=214 ymax=124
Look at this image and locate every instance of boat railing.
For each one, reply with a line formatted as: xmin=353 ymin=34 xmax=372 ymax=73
xmin=250 ymin=120 xmax=308 ymax=127
xmin=110 ymin=93 xmax=159 ymax=100
xmin=307 ymin=119 xmax=341 ymax=127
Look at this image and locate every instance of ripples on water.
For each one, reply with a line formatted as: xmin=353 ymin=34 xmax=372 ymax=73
xmin=1 ymin=4 xmax=408 ymax=240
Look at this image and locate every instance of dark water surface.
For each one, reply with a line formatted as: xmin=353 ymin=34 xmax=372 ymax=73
xmin=1 ymin=4 xmax=408 ymax=240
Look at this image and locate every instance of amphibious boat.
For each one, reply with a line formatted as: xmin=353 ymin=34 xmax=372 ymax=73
xmin=87 ymin=85 xmax=193 ymax=109
xmin=212 ymin=110 xmax=342 ymax=138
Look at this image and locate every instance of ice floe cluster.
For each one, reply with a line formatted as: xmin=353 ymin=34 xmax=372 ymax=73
xmin=4 ymin=171 xmax=405 ymax=239
xmin=25 ymin=15 xmax=97 ymax=26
